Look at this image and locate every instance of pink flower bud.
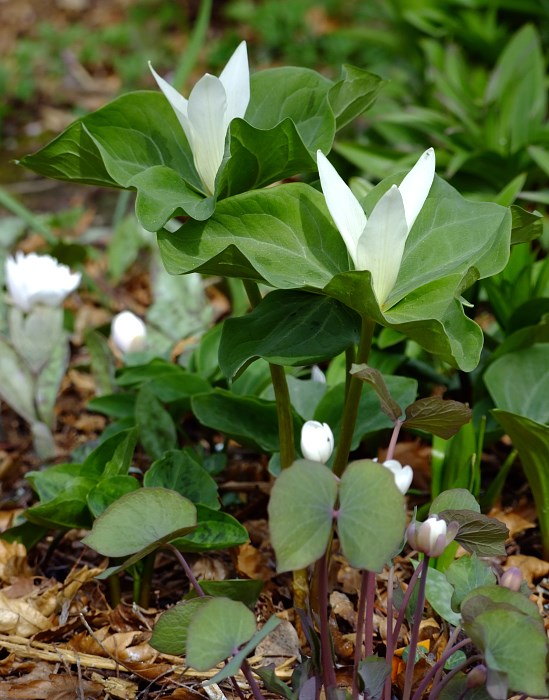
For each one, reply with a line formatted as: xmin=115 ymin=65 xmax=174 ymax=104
xmin=500 ymin=566 xmax=522 ymax=591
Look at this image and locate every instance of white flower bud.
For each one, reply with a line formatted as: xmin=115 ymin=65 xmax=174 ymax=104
xmin=5 ymin=252 xmax=81 ymax=312
xmin=379 ymin=459 xmax=413 ymax=494
xmin=300 ymin=420 xmax=334 ymax=464
xmin=111 ymin=311 xmax=147 ymax=353
xmin=406 ymin=515 xmax=459 ymax=557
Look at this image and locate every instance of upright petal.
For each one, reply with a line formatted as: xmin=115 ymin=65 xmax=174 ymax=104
xmin=317 ymin=150 xmax=366 ymax=268
xmin=148 ymin=62 xmax=192 ymax=144
xmin=398 ymin=147 xmax=435 ymax=232
xmin=187 ymin=75 xmax=228 ymax=195
xmin=356 ymin=185 xmax=407 ymax=306
xmin=219 ymin=41 xmax=250 ymax=127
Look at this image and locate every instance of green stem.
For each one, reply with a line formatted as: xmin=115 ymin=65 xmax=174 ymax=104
xmin=332 ymin=317 xmax=376 ymax=477
xmin=243 ymin=280 xmax=295 ymax=468
xmin=137 ymin=552 xmax=156 ymax=608
xmin=108 ymin=575 xmax=121 ymax=607
xmin=0 ymin=185 xmax=57 ymax=245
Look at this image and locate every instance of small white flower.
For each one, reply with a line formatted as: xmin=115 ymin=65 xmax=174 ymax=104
xmin=5 ymin=252 xmax=81 ymax=312
xmin=406 ymin=514 xmax=459 ymax=557
xmin=149 ymin=42 xmax=250 ymax=196
xmin=380 ymin=459 xmax=413 ymax=494
xmin=317 ymin=148 xmax=435 ymax=307
xmin=111 ymin=311 xmax=147 ymax=354
xmin=301 ymin=420 xmax=334 ymax=464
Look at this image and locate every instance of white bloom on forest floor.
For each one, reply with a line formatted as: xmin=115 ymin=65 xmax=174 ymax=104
xmin=5 ymin=252 xmax=81 ymax=312
xmin=406 ymin=514 xmax=459 ymax=557
xmin=379 ymin=458 xmax=413 ymax=494
xmin=301 ymin=420 xmax=334 ymax=464
xmin=317 ymin=148 xmax=435 ymax=307
xmin=111 ymin=311 xmax=147 ymax=354
xmin=149 ymin=42 xmax=250 ymax=196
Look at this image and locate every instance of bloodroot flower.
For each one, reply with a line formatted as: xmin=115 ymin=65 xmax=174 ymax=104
xmin=376 ymin=458 xmax=413 ymax=494
xmin=300 ymin=420 xmax=334 ymax=464
xmin=5 ymin=252 xmax=81 ymax=312
xmin=111 ymin=311 xmax=147 ymax=354
xmin=406 ymin=514 xmax=459 ymax=557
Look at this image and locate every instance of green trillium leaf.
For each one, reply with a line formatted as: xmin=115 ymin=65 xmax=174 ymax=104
xmin=21 ymin=65 xmax=382 ymax=227
xmin=219 ymin=290 xmax=360 ymax=379
xmin=159 ymin=175 xmax=510 ymax=370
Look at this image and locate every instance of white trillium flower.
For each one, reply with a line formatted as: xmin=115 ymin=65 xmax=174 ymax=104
xmin=149 ymin=42 xmax=250 ymax=196
xmin=5 ymin=252 xmax=81 ymax=312
xmin=380 ymin=459 xmax=413 ymax=494
xmin=301 ymin=420 xmax=334 ymax=464
xmin=111 ymin=311 xmax=147 ymax=354
xmin=317 ymin=148 xmax=436 ymax=307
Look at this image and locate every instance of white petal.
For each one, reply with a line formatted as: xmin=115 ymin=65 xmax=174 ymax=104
xmin=395 ymin=466 xmax=413 ymax=494
xmin=398 ymin=148 xmax=435 ymax=232
xmin=317 ymin=150 xmax=366 ymax=267
xmin=148 ymin=62 xmax=192 ymax=144
xmin=111 ymin=311 xmax=147 ymax=354
xmin=356 ymin=185 xmax=408 ymax=306
xmin=219 ymin=41 xmax=250 ymax=126
xmin=187 ymin=74 xmax=228 ymax=195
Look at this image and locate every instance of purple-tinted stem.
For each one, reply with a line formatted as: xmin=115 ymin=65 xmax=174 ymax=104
xmin=428 ymin=653 xmax=482 ymax=700
xmin=429 ymin=624 xmax=461 ymax=693
xmin=167 ymin=544 xmax=206 ymax=597
xmin=352 ymin=571 xmax=369 ymax=700
xmin=364 ymin=570 xmax=376 ymax=657
xmin=402 ymin=556 xmax=430 ymax=700
xmin=410 ymin=635 xmax=471 ymax=700
xmin=386 ymin=419 xmax=403 ymax=461
xmin=241 ymin=659 xmax=268 ymax=700
xmin=318 ymin=552 xmax=337 ymax=695
xmin=384 ymin=566 xmax=395 ymax=700
xmin=388 ymin=562 xmax=422 ymax=659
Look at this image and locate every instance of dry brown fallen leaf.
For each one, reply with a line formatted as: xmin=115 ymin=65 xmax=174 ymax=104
xmin=236 ymin=543 xmax=273 ymax=581
xmin=255 ymin=617 xmax=301 ymax=667
xmin=0 ymin=662 xmax=103 ymax=699
xmin=0 ymin=540 xmax=33 ymax=583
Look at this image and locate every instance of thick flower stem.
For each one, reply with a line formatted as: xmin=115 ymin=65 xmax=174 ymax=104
xmin=402 ymin=556 xmax=430 ymax=700
xmin=332 ymin=317 xmax=376 ymax=478
xmin=242 ymin=280 xmax=295 ymax=469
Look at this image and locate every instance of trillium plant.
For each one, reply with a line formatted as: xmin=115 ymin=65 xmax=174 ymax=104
xmin=19 ymin=41 xmax=548 ymax=700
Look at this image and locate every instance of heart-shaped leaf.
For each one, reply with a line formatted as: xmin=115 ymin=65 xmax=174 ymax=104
xmin=150 ymin=597 xmax=209 ymax=656
xmin=438 ymin=509 xmax=508 ymax=557
xmin=268 ymin=460 xmax=338 ymax=572
xmin=338 ymin=460 xmax=406 ymax=571
xmin=186 ymin=597 xmax=257 ymax=671
xmin=82 ymin=487 xmax=196 ymax=558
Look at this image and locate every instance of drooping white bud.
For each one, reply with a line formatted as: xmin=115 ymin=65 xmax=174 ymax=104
xmin=379 ymin=459 xmax=413 ymax=494
xmin=111 ymin=311 xmax=147 ymax=354
xmin=300 ymin=420 xmax=334 ymax=464
xmin=406 ymin=514 xmax=459 ymax=557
